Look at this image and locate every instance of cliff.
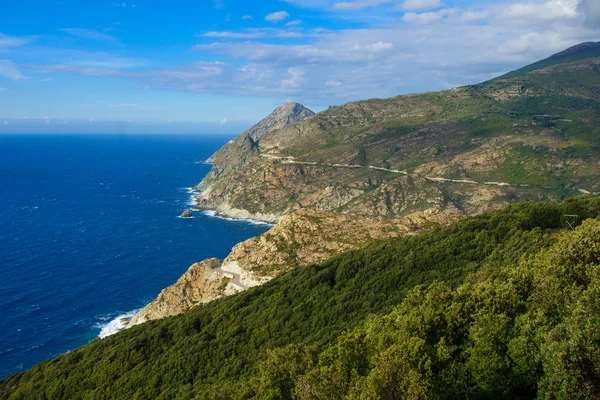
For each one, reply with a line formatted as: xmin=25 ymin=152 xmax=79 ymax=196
xmin=128 ymin=207 xmax=460 ymax=325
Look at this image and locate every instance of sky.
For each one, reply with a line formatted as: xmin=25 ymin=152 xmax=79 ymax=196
xmin=0 ymin=0 xmax=599 ymax=133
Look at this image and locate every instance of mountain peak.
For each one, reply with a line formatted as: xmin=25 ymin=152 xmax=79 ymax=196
xmin=243 ymin=102 xmax=315 ymax=140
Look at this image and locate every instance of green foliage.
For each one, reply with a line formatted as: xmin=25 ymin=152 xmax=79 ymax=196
xmin=255 ymin=211 xmax=600 ymax=399
xmin=2 ymin=197 xmax=600 ymax=399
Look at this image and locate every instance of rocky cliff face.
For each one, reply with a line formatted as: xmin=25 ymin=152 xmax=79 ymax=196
xmin=205 ymin=102 xmax=314 ymax=164
xmin=243 ymin=102 xmax=315 ymax=141
xmin=128 ymin=208 xmax=459 ymax=326
xmin=129 ymin=258 xmax=232 ymax=326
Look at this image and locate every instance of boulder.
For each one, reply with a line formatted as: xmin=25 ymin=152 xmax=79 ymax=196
xmin=180 ymin=210 xmax=193 ymax=219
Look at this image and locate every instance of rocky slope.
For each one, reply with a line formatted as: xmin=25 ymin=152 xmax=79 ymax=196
xmin=196 ymin=43 xmax=600 ymax=222
xmin=205 ymin=102 xmax=314 ymax=164
xmin=127 ymin=208 xmax=459 ymax=326
xmin=129 ymin=258 xmax=230 ymax=325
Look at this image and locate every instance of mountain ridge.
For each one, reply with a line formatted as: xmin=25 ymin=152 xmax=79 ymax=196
xmin=205 ymin=102 xmax=314 ymax=163
xmin=195 ymin=43 xmax=600 ymax=223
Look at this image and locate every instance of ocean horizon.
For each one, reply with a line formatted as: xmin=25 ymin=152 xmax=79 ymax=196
xmin=0 ymin=134 xmax=270 ymax=378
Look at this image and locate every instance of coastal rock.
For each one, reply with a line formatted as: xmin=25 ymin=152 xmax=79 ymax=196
xmin=180 ymin=210 xmax=194 ymax=219
xmin=129 ymin=208 xmax=461 ymax=326
xmin=128 ymin=258 xmax=232 ymax=326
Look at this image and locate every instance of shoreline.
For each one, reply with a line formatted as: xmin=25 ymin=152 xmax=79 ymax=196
xmin=187 ymin=187 xmax=281 ymax=225
xmin=98 ymin=186 xmax=275 ymax=339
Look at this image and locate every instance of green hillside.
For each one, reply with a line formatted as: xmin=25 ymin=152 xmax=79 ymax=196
xmin=2 ymin=196 xmax=600 ymax=399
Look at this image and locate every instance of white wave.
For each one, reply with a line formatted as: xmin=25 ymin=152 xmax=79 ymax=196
xmin=97 ymin=309 xmax=140 ymax=339
xmin=201 ymin=210 xmax=274 ymax=227
xmin=183 ymin=187 xmax=199 ymax=207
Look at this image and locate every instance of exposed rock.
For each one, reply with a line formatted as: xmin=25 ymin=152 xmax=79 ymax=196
xmin=180 ymin=210 xmax=193 ymax=219
xmin=205 ymin=102 xmax=314 ymax=164
xmin=129 ymin=208 xmax=460 ymax=326
xmin=225 ymin=208 xmax=462 ymax=275
xmin=128 ymin=258 xmax=234 ymax=326
xmin=243 ymin=102 xmax=315 ymax=141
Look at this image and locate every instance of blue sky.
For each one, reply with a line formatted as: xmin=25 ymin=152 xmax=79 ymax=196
xmin=0 ymin=0 xmax=599 ymax=133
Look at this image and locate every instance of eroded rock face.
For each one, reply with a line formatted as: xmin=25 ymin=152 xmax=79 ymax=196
xmin=243 ymin=102 xmax=315 ymax=141
xmin=128 ymin=258 xmax=233 ymax=326
xmin=128 ymin=208 xmax=461 ymax=326
xmin=205 ymin=102 xmax=314 ymax=164
xmin=225 ymin=208 xmax=462 ymax=275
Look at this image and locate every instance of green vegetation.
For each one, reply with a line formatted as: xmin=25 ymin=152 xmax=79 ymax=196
xmin=2 ymin=197 xmax=600 ymax=399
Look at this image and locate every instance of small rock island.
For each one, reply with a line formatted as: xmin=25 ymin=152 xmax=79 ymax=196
xmin=180 ymin=210 xmax=193 ymax=219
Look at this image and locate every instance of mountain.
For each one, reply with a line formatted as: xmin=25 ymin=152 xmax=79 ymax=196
xmin=2 ymin=197 xmax=600 ymax=398
xmin=196 ymin=43 xmax=600 ymax=223
xmin=205 ymin=102 xmax=314 ymax=163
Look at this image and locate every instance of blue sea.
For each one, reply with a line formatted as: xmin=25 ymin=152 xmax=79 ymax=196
xmin=0 ymin=134 xmax=270 ymax=379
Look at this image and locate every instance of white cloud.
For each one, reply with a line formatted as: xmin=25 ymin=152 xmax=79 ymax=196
xmin=242 ymin=15 xmax=253 ymax=20
xmin=220 ymin=118 xmax=228 ymax=124
xmin=460 ymin=10 xmax=490 ymax=22
xmin=197 ymin=28 xmax=327 ymax=39
xmin=333 ymin=0 xmax=391 ymax=10
xmin=28 ymin=0 xmax=600 ymax=106
xmin=39 ymin=78 xmax=52 ymax=82
xmin=0 ymin=60 xmax=23 ymax=80
xmin=285 ymin=20 xmax=303 ymax=27
xmin=400 ymin=0 xmax=443 ymax=11
xmin=61 ymin=28 xmax=119 ymax=43
xmin=502 ymin=0 xmax=578 ymax=22
xmin=367 ymin=41 xmax=393 ymax=51
xmin=265 ymin=11 xmax=290 ymax=22
xmin=281 ymin=67 xmax=305 ymax=88
xmin=0 ymin=33 xmax=34 ymax=50
xmin=578 ymin=0 xmax=600 ymax=26
xmin=403 ymin=8 xmax=455 ymax=23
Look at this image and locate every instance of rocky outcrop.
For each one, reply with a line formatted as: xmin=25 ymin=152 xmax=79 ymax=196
xmin=128 ymin=258 xmax=235 ymax=326
xmin=205 ymin=102 xmax=314 ymax=164
xmin=242 ymin=102 xmax=315 ymax=141
xmin=225 ymin=208 xmax=462 ymax=275
xmin=180 ymin=210 xmax=193 ymax=219
xmin=128 ymin=208 xmax=460 ymax=326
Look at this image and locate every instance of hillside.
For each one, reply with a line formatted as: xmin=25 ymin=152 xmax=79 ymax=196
xmin=196 ymin=43 xmax=600 ymax=223
xmin=2 ymin=197 xmax=600 ymax=399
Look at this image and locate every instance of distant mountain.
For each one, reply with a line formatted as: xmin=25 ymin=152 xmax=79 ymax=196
xmin=243 ymin=102 xmax=315 ymax=141
xmin=205 ymin=102 xmax=314 ymax=163
xmin=196 ymin=43 xmax=600 ymax=222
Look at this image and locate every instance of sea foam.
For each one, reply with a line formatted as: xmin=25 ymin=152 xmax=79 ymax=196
xmin=98 ymin=309 xmax=140 ymax=339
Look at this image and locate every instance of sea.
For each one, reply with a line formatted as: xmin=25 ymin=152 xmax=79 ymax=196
xmin=0 ymin=134 xmax=271 ymax=379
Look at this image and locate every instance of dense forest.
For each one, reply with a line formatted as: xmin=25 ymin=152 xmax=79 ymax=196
xmin=2 ymin=197 xmax=600 ymax=399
